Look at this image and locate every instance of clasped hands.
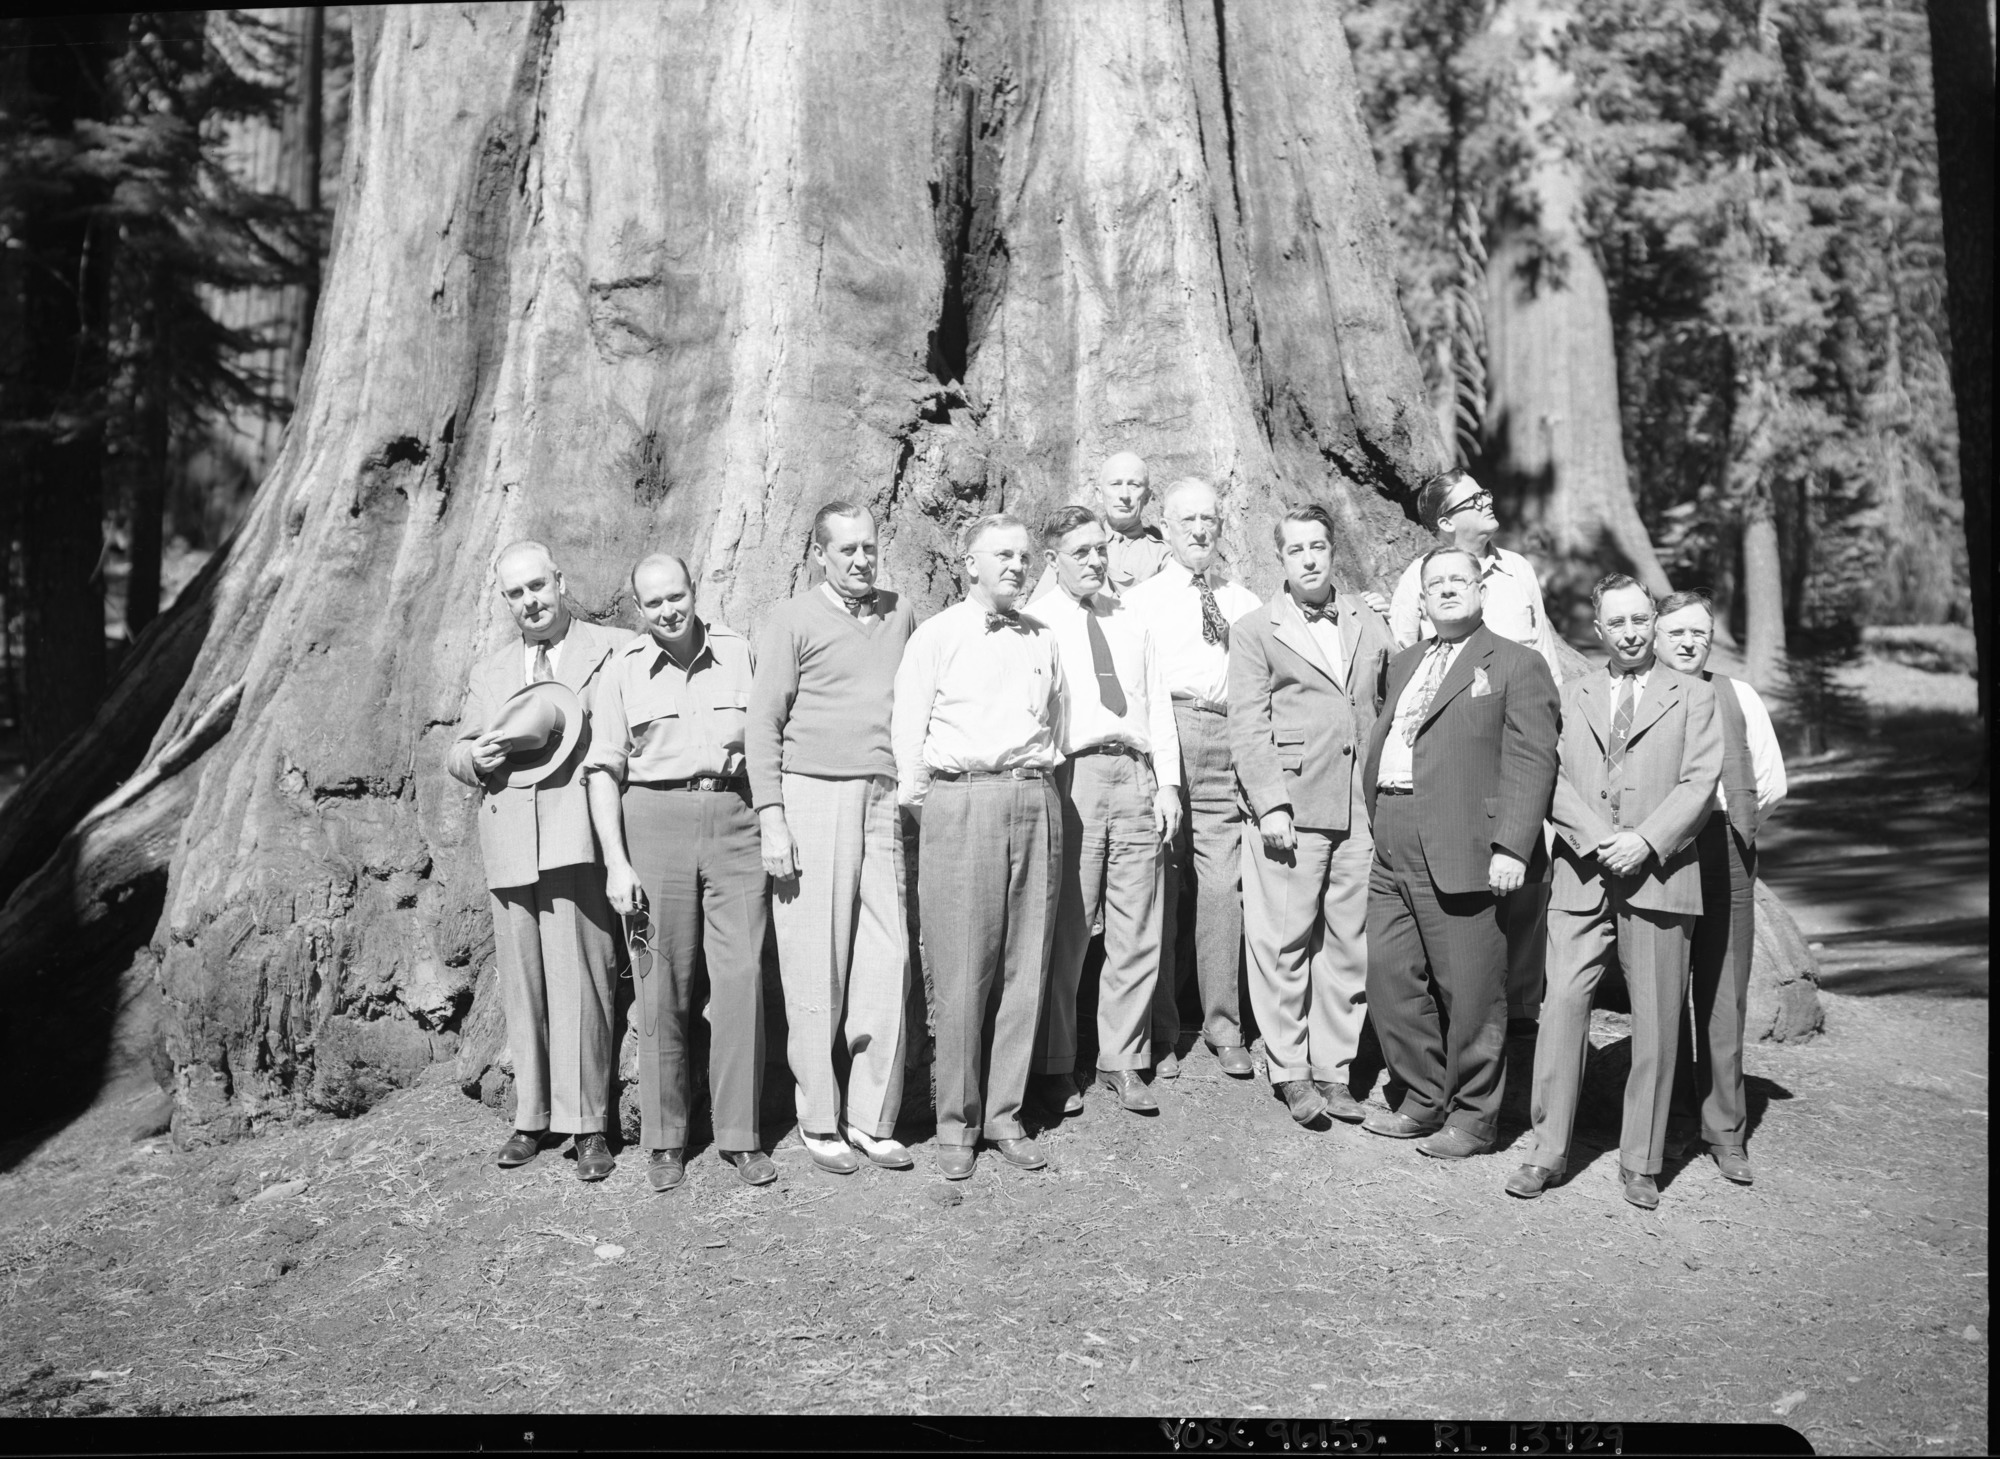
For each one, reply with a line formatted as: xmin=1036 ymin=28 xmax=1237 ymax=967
xmin=1594 ymin=830 xmax=1651 ymax=878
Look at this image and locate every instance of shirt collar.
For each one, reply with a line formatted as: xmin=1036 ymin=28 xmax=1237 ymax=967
xmin=643 ymin=619 xmax=713 ymax=674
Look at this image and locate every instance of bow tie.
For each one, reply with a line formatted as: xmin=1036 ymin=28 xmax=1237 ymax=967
xmin=1300 ymin=599 xmax=1338 ymax=624
xmin=986 ymin=610 xmax=1027 ymax=633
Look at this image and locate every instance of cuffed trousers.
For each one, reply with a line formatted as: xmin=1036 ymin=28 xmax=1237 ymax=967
xmin=1037 ymin=752 xmax=1164 ymax=1077
xmin=623 ymin=785 xmax=767 ymax=1153
xmin=770 ymin=772 xmax=909 ymax=1140
xmin=1156 ymin=702 xmax=1245 ymax=1052
xmin=1243 ymin=818 xmax=1371 ymax=1087
xmin=919 ymin=775 xmax=1061 ymax=1147
xmin=1530 ymin=894 xmax=1693 ymax=1176
xmin=491 ymin=864 xmax=619 ymax=1134
xmin=1364 ymin=795 xmax=1509 ymax=1138
xmin=1675 ymin=819 xmax=1758 ymax=1147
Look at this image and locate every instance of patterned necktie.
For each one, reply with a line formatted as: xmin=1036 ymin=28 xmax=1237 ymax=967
xmin=1401 ymin=641 xmax=1451 ymax=745
xmin=1084 ymin=598 xmax=1128 ymax=717
xmin=1194 ymin=572 xmax=1229 ymax=646
xmin=986 ymin=610 xmax=1026 ymax=634
xmin=1605 ymin=671 xmax=1637 ymax=815
xmin=532 ymin=641 xmax=554 ymax=683
xmin=1300 ymin=598 xmax=1339 ymax=624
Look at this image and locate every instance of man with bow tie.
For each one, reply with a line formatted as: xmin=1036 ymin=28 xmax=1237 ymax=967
xmin=1510 ymin=573 xmax=1721 ymax=1210
xmin=892 ymin=515 xmax=1070 ymax=1180
xmin=1229 ymin=506 xmax=1399 ymax=1128
xmin=1029 ymin=505 xmax=1181 ymax=1121
xmin=447 ymin=540 xmax=631 ymax=1180
xmin=1122 ymin=478 xmax=1262 ymax=1080
xmin=1359 ymin=546 xmax=1560 ymax=1158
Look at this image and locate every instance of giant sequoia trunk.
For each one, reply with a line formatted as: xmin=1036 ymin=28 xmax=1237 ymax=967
xmin=1480 ymin=0 xmax=1671 ymax=616
xmin=3 ymin=0 xmax=1455 ymax=1140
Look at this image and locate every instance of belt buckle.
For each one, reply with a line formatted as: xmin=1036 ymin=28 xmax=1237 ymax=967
xmin=692 ymin=774 xmax=721 ymax=792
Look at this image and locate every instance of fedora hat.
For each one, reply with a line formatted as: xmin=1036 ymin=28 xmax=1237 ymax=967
xmin=487 ymin=680 xmax=588 ymax=789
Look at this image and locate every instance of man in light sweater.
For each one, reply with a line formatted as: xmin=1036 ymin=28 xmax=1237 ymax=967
xmin=1029 ymin=505 xmax=1181 ymax=1120
xmin=893 ymin=515 xmax=1069 ymax=1181
xmin=749 ymin=503 xmax=920 ymax=1177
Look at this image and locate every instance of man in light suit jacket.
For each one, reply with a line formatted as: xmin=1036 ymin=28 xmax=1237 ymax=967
xmin=1229 ymin=505 xmax=1395 ymax=1127
xmin=447 ymin=541 xmax=632 ymax=1180
xmin=1510 ymin=573 xmax=1721 ymax=1210
xmin=1360 ymin=547 xmax=1560 ymax=1158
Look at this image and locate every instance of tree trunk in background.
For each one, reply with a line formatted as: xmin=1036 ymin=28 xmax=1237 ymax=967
xmin=1923 ymin=0 xmax=1993 ymax=753
xmin=1481 ymin=0 xmax=1671 ymax=615
xmin=1 ymin=0 xmax=1448 ymax=1141
xmin=11 ymin=16 xmax=122 ymax=767
xmin=1741 ymin=499 xmax=1788 ymax=696
xmin=125 ymin=272 xmax=174 ymax=639
xmin=288 ymin=6 xmax=326 ymax=400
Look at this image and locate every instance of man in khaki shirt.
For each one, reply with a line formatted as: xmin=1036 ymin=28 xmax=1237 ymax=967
xmin=585 ymin=554 xmax=774 ymax=1192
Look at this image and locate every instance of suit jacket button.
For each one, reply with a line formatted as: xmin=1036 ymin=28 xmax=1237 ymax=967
xmin=1341 ymin=746 xmax=1351 ymax=755
xmin=1600 ymin=790 xmax=1607 ymax=799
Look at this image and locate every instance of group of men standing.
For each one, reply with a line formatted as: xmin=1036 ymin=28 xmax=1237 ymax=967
xmin=447 ymin=453 xmax=1784 ymax=1207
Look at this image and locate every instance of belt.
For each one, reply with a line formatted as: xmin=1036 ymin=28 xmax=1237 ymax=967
xmin=930 ymin=766 xmax=1051 ymax=783
xmin=1071 ymin=741 xmax=1145 ymax=761
xmin=1375 ymin=784 xmax=1414 ymax=796
xmin=1171 ymin=695 xmax=1228 ymax=716
xmin=639 ymin=775 xmax=748 ymax=793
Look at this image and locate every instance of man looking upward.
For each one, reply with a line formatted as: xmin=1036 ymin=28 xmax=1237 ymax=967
xmin=1030 ymin=505 xmax=1181 ymax=1121
xmin=1122 ymin=478 xmax=1261 ymax=1080
xmin=748 ymin=503 xmax=920 ymax=1177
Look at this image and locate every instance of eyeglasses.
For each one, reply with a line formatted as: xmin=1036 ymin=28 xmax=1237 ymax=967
xmin=1443 ymin=489 xmax=1493 ymax=517
xmin=621 ymin=911 xmax=655 ymax=981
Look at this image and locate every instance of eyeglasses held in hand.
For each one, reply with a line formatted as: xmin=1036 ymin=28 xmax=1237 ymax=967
xmin=621 ymin=911 xmax=655 ymax=981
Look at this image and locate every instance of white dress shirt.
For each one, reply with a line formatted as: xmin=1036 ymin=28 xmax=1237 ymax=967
xmin=1304 ymin=610 xmax=1348 ymax=685
xmin=1374 ymin=636 xmax=1469 ymax=791
xmin=1721 ymin=676 xmax=1788 ymax=829
xmin=1120 ymin=560 xmax=1261 ymax=706
xmin=1032 ymin=588 xmax=1181 ymax=789
xmin=1390 ymin=545 xmax=1563 ymax=681
xmin=891 ymin=599 xmax=1068 ymax=807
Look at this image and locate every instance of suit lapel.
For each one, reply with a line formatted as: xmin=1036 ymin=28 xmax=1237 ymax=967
xmin=1575 ymin=673 xmax=1608 ymax=749
xmin=1271 ymin=596 xmax=1336 ymax=684
xmin=555 ymin=623 xmax=613 ymax=692
xmin=1627 ymin=668 xmax=1683 ymax=744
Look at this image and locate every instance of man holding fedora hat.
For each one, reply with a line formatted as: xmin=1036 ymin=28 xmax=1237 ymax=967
xmin=448 ymin=539 xmax=632 ymax=1180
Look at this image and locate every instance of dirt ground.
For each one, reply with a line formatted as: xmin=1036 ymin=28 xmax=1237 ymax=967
xmin=0 ymin=694 xmax=1987 ymax=1448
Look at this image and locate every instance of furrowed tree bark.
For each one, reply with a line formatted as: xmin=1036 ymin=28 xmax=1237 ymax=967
xmin=1481 ymin=0 xmax=1672 ymax=616
xmin=1923 ymin=0 xmax=1993 ymax=755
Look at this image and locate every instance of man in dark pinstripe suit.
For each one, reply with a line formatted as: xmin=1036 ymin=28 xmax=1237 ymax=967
xmin=1358 ymin=547 xmax=1561 ymax=1159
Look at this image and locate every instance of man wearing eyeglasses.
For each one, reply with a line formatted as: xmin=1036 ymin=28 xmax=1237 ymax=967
xmin=586 ymin=554 xmax=775 ymax=1193
xmin=1359 ymin=546 xmax=1559 ymax=1157
xmin=1653 ymin=590 xmax=1787 ymax=1186
xmin=1510 ymin=574 xmax=1721 ymax=1210
xmin=1121 ymin=478 xmax=1263 ymax=1081
xmin=1389 ymin=469 xmax=1566 ymax=1042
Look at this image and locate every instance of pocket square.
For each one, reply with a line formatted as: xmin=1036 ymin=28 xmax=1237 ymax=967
xmin=1470 ymin=666 xmax=1494 ymax=698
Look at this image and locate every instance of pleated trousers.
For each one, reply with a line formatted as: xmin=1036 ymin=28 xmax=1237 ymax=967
xmin=491 ymin=864 xmax=619 ymax=1135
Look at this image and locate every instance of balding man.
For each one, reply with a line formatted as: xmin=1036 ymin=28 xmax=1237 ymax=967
xmin=448 ymin=541 xmax=632 ymax=1181
xmin=1030 ymin=452 xmax=1170 ymax=607
xmin=586 ymin=555 xmax=775 ymax=1192
xmin=1122 ymin=478 xmax=1262 ymax=1080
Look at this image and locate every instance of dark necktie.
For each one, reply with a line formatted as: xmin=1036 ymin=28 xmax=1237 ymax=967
xmin=986 ymin=610 xmax=1026 ymax=634
xmin=1605 ymin=672 xmax=1638 ymax=817
xmin=1195 ymin=572 xmax=1229 ymax=646
xmin=1084 ymin=599 xmax=1128 ymax=717
xmin=532 ymin=641 xmax=553 ymax=683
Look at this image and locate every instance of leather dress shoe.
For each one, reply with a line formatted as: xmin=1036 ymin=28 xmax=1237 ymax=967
xmin=1618 ymin=1165 xmax=1660 ymax=1209
xmin=722 ymin=1149 xmax=778 ymax=1186
xmin=1663 ymin=1123 xmax=1700 ymax=1162
xmin=496 ymin=1130 xmax=545 ymax=1168
xmin=1155 ymin=1051 xmax=1180 ymax=1081
xmin=1274 ymin=1080 xmax=1330 ymax=1126
xmin=647 ymin=1148 xmax=685 ymax=1192
xmin=1504 ymin=1163 xmax=1562 ymax=1199
xmin=1362 ymin=1108 xmax=1441 ymax=1140
xmin=1710 ymin=1145 xmax=1754 ymax=1185
xmin=992 ymin=1136 xmax=1047 ymax=1170
xmin=802 ymin=1131 xmax=861 ymax=1175
xmin=1210 ymin=1043 xmax=1255 ymax=1079
xmin=1096 ymin=1069 xmax=1158 ymax=1113
xmin=573 ymin=1132 xmax=616 ymax=1182
xmin=1417 ymin=1125 xmax=1491 ymax=1160
xmin=1314 ymin=1080 xmax=1368 ymax=1124
xmin=844 ymin=1125 xmax=915 ymax=1170
xmin=1034 ymin=1073 xmax=1084 ymax=1119
xmin=935 ymin=1145 xmax=976 ymax=1180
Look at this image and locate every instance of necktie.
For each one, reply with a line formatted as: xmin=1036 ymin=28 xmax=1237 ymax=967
xmin=1300 ymin=599 xmax=1339 ymax=624
xmin=1605 ymin=672 xmax=1637 ymax=816
xmin=1084 ymin=599 xmax=1128 ymax=717
xmin=1195 ymin=572 xmax=1229 ymax=646
xmin=532 ymin=641 xmax=553 ymax=683
xmin=986 ymin=610 xmax=1026 ymax=633
xmin=1402 ymin=641 xmax=1450 ymax=745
